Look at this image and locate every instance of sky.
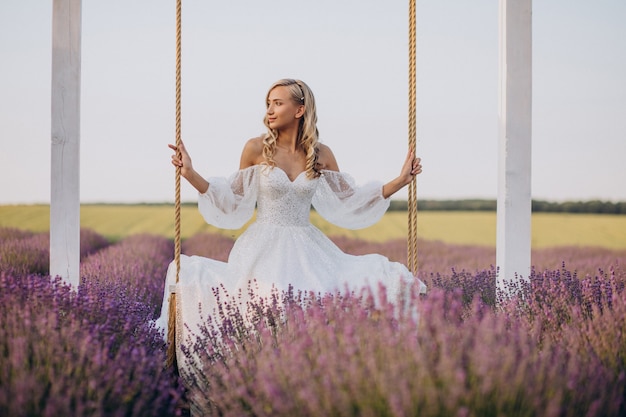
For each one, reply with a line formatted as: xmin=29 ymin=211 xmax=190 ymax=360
xmin=1 ymin=0 xmax=625 ymax=205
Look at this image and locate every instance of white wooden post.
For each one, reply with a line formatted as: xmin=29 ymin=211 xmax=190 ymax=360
xmin=51 ymin=0 xmax=82 ymax=287
xmin=496 ymin=0 xmax=532 ymax=293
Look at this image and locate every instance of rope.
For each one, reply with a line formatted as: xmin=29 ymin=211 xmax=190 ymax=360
xmin=407 ymin=0 xmax=418 ymax=275
xmin=166 ymin=0 xmax=182 ymax=370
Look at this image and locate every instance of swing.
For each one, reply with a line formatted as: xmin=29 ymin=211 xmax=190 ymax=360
xmin=165 ymin=0 xmax=419 ymax=369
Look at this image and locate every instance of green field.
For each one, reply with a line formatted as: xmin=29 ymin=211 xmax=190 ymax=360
xmin=1 ymin=204 xmax=625 ymax=249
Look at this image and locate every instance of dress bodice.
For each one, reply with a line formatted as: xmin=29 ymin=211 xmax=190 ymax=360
xmin=256 ymin=167 xmax=318 ymax=227
xmin=198 ymin=164 xmax=390 ymax=230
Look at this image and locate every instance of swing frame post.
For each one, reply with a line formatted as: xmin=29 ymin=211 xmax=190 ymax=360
xmin=50 ymin=0 xmax=82 ymax=288
xmin=496 ymin=0 xmax=532 ymax=293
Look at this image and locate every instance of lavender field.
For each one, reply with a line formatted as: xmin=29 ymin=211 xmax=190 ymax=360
xmin=1 ymin=227 xmax=625 ymax=416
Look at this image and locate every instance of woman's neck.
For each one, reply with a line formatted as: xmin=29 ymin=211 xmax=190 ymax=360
xmin=276 ymin=129 xmax=299 ymax=153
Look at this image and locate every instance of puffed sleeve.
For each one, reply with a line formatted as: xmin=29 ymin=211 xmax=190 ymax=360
xmin=311 ymin=170 xmax=390 ymax=229
xmin=198 ymin=166 xmax=259 ymax=229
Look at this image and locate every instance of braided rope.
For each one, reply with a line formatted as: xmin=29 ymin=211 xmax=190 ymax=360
xmin=407 ymin=0 xmax=418 ymax=275
xmin=166 ymin=0 xmax=182 ymax=370
xmin=174 ymin=0 xmax=182 ymax=290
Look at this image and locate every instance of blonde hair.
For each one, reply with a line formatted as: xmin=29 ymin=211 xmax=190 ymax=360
xmin=262 ymin=79 xmax=320 ymax=178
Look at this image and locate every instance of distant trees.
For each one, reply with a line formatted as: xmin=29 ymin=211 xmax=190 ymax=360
xmin=389 ymin=199 xmax=626 ymax=214
xmin=531 ymin=200 xmax=626 ymax=214
xmin=92 ymin=200 xmax=626 ymax=214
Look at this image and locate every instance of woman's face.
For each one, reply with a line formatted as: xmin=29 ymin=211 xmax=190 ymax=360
xmin=266 ymin=86 xmax=303 ymax=131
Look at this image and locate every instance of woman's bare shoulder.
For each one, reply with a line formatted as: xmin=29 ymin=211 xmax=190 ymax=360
xmin=316 ymin=143 xmax=339 ymax=172
xmin=240 ymin=136 xmax=265 ymax=168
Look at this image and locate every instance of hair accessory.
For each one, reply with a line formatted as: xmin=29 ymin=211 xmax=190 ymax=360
xmin=295 ymin=82 xmax=305 ymax=103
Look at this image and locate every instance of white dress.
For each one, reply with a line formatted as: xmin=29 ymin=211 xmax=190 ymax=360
xmin=156 ymin=165 xmax=425 ymax=354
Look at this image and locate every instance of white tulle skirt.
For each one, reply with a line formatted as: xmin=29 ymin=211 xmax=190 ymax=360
xmin=155 ymin=221 xmax=426 ymax=365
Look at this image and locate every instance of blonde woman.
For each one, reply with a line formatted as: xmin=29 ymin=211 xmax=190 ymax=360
xmin=157 ymin=79 xmax=425 ymax=344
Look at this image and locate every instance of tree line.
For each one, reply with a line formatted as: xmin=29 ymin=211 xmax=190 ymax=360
xmin=103 ymin=199 xmax=626 ymax=214
xmin=389 ymin=199 xmax=626 ymax=214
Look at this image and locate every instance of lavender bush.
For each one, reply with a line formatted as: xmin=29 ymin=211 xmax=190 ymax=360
xmin=181 ymin=283 xmax=624 ymax=416
xmin=182 ymin=232 xmax=236 ymax=262
xmin=0 ymin=228 xmax=184 ymax=416
xmin=2 ymin=227 xmax=626 ymax=416
xmin=0 ymin=228 xmax=109 ymax=276
xmin=80 ymin=233 xmax=174 ymax=317
xmin=0 ymin=231 xmax=49 ymax=275
xmin=172 ymin=233 xmax=626 ymax=416
xmin=330 ymin=236 xmax=626 ymax=280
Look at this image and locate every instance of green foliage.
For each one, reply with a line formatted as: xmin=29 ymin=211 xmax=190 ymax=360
xmin=532 ymin=199 xmax=626 ymax=214
xmin=389 ymin=199 xmax=626 ymax=214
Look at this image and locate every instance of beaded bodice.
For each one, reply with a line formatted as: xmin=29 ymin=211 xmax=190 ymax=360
xmin=255 ymin=167 xmax=318 ymax=227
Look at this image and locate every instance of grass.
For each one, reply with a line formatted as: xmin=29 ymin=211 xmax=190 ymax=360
xmin=1 ymin=204 xmax=625 ymax=248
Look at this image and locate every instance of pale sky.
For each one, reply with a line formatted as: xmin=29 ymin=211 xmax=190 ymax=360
xmin=1 ymin=0 xmax=625 ymax=204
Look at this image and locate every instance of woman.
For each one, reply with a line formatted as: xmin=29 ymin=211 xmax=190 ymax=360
xmin=156 ymin=78 xmax=425 ymax=348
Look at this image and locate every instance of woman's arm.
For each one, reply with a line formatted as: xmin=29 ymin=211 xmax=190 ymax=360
xmin=319 ymin=144 xmax=422 ymax=199
xmin=382 ymin=150 xmax=422 ymax=199
xmin=168 ymin=141 xmax=209 ymax=193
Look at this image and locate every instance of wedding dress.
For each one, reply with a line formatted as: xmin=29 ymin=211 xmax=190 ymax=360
xmin=155 ymin=165 xmax=425 ymax=353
